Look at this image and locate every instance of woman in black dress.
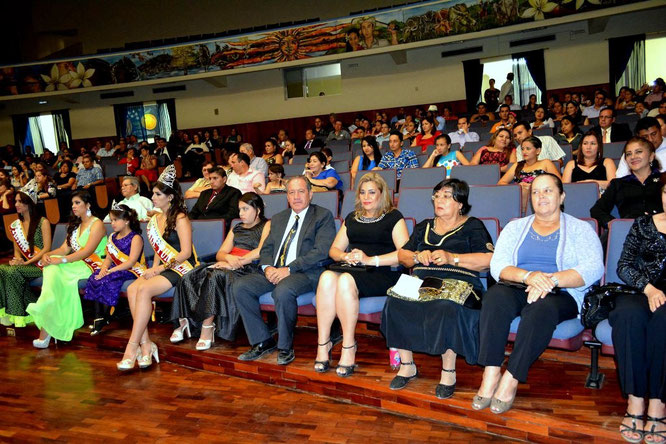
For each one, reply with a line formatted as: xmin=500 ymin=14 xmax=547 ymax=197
xmin=170 ymin=192 xmax=270 ymax=350
xmin=381 ymin=179 xmax=493 ymax=399
xmin=562 ymin=130 xmax=616 ymax=193
xmin=314 ymin=173 xmax=409 ymax=377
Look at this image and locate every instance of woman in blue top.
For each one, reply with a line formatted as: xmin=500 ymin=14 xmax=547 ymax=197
xmin=350 ymin=136 xmax=383 ymax=189
xmin=473 ymin=173 xmax=603 ymax=414
xmin=306 ymin=151 xmax=343 ymax=192
xmin=422 ymin=134 xmax=469 ymax=176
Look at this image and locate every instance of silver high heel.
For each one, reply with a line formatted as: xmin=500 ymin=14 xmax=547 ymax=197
xmin=138 ymin=341 xmax=160 ymax=369
xmin=196 ymin=323 xmax=216 ymax=351
xmin=116 ymin=341 xmax=141 ymax=371
xmin=170 ymin=318 xmax=191 ymax=343
xmin=33 ymin=331 xmax=54 ymax=349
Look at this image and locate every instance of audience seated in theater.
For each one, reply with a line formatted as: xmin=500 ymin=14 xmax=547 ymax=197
xmin=279 ymin=139 xmax=303 ymax=165
xmin=350 ymin=127 xmax=366 ymax=148
xmin=0 ymin=177 xmax=14 ymax=214
xmin=565 ymin=100 xmax=587 ymax=126
xmin=183 ymin=161 xmax=214 ymax=200
xmin=470 ymin=102 xmax=496 ymax=124
xmin=530 ymin=106 xmax=554 ymax=130
xmin=84 ymin=205 xmax=146 ymax=336
xmin=513 ymin=121 xmax=565 ymax=167
xmin=119 ymin=148 xmax=140 ymax=175
xmin=105 ymin=176 xmax=155 ymax=222
xmin=33 ymin=167 xmax=57 ymax=202
xmin=402 ymin=119 xmax=419 ymax=143
xmin=27 ymin=190 xmax=107 ymax=348
xmin=118 ymin=166 xmax=198 ymax=371
xmin=327 ymin=120 xmax=351 ymax=141
xmin=183 ymin=134 xmax=210 ymax=178
xmin=227 ymin=152 xmax=266 ymax=194
xmin=299 ymin=129 xmax=324 ymax=153
xmin=593 ymin=108 xmax=633 ymax=144
xmin=276 ymin=129 xmax=289 ymax=149
xmin=502 ymin=95 xmax=521 ymax=112
xmin=423 ymin=134 xmax=469 ymax=175
xmin=261 ymin=139 xmax=283 ymax=166
xmin=171 ymin=192 xmax=270 ymax=350
xmin=375 ymin=122 xmax=391 ymax=145
xmin=153 ymin=137 xmax=172 ymax=167
xmin=54 ymin=161 xmax=76 ymax=193
xmin=470 ymin=128 xmax=516 ymax=173
xmin=97 ymin=141 xmax=116 ymax=158
xmin=315 ymin=173 xmax=408 ymax=376
xmin=257 ymin=164 xmax=287 ymax=195
xmin=632 ymin=101 xmax=649 ymax=119
xmin=582 ymin=90 xmax=607 ymax=119
xmin=473 ymin=173 xmax=603 ymax=414
xmin=657 ymin=114 xmax=666 ymax=139
xmin=448 ymin=117 xmax=479 ymax=148
xmin=554 ymin=116 xmax=584 ymax=156
xmin=75 ymin=155 xmax=104 ymax=190
xmin=499 ymin=136 xmax=560 ymax=214
xmin=351 ymin=136 xmax=383 ymax=188
xmin=523 ymin=94 xmax=538 ymax=113
xmin=313 ymin=117 xmax=327 ymax=139
xmin=562 ymin=131 xmax=616 ymax=192
xmin=489 ymin=105 xmax=513 ymax=134
xmin=376 ymin=130 xmax=419 ymax=180
xmin=10 ymin=164 xmax=28 ymax=188
xmin=551 ymin=100 xmax=566 ymax=122
xmin=225 ymin=128 xmax=242 ymax=146
xmin=383 ymin=179 xmax=493 ymax=398
xmin=427 ymin=105 xmax=446 ymax=131
xmin=411 ymin=116 xmax=441 ymax=153
xmin=211 ymin=128 xmax=223 ymax=148
xmin=305 ymin=152 xmax=343 ymax=192
xmin=0 ymin=189 xmax=51 ymax=328
xmin=641 ymin=78 xmax=665 ymax=108
xmin=591 ymin=137 xmax=663 ymax=230
xmin=234 ymin=176 xmax=336 ymax=366
xmin=135 ymin=146 xmax=158 ymax=188
xmin=239 ymin=143 xmax=268 ymax=177
xmin=189 ymin=166 xmax=241 ymax=226
xmin=611 ymin=192 xmax=666 ymax=443
xmin=616 ymin=87 xmax=637 ymax=110
xmin=616 ymin=117 xmax=666 ymax=178
xmin=647 ymin=99 xmax=666 ymax=118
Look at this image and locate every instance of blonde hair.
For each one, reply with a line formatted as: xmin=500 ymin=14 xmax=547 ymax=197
xmin=353 ymin=172 xmax=394 ymax=218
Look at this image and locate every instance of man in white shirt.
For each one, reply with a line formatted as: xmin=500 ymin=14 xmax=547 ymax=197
xmin=499 ymin=72 xmax=514 ymax=104
xmin=615 ymin=117 xmax=666 ymax=177
xmin=647 ymin=100 xmax=666 ymax=118
xmin=428 ymin=105 xmax=446 ymax=132
xmin=239 ymin=143 xmax=268 ymax=177
xmin=448 ymin=117 xmax=480 ymax=147
xmin=226 ymin=152 xmax=265 ymax=193
xmin=582 ymin=91 xmax=607 ymax=119
xmin=512 ymin=121 xmax=565 ymax=167
xmin=104 ymin=176 xmax=155 ymax=222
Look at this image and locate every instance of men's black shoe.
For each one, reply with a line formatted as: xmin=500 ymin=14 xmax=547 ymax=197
xmin=277 ymin=348 xmax=295 ymax=365
xmin=237 ymin=338 xmax=277 ymax=361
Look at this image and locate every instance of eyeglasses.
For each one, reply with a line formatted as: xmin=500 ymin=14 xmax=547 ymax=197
xmin=431 ymin=192 xmax=454 ymax=201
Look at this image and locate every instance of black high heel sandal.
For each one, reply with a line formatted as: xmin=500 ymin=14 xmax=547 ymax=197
xmin=619 ymin=412 xmax=645 ymax=443
xmin=314 ymin=339 xmax=333 ymax=373
xmin=336 ymin=342 xmax=358 ymax=378
xmin=435 ymin=368 xmax=456 ymax=399
xmin=644 ymin=415 xmax=666 ymax=444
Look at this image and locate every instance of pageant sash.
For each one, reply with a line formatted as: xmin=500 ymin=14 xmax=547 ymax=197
xmin=106 ymin=234 xmax=147 ymax=278
xmin=70 ymin=222 xmax=104 ymax=273
xmin=9 ymin=219 xmax=43 ymax=270
xmin=146 ymin=216 xmax=195 ymax=276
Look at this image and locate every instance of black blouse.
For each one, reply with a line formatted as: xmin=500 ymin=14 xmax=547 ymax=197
xmin=617 ymin=215 xmax=666 ymax=291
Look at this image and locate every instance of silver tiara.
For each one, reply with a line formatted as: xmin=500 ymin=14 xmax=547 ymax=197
xmin=111 ymin=200 xmax=122 ymax=211
xmin=157 ymin=164 xmax=177 ymax=189
xmin=20 ymin=179 xmax=39 ymax=204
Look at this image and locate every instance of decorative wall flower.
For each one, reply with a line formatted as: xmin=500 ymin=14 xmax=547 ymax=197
xmin=562 ymin=0 xmax=600 ymax=10
xmin=68 ymin=62 xmax=95 ymax=88
xmin=40 ymin=64 xmax=72 ymax=92
xmin=521 ymin=0 xmax=558 ymax=20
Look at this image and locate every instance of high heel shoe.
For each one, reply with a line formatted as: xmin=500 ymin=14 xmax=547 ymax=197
xmin=314 ymin=339 xmax=333 ymax=373
xmin=138 ymin=341 xmax=160 ymax=369
xmin=490 ymin=394 xmax=516 ymax=414
xmin=170 ymin=318 xmax=191 ymax=343
xmin=90 ymin=317 xmax=110 ymax=336
xmin=435 ymin=368 xmax=456 ymax=399
xmin=196 ymin=324 xmax=216 ymax=351
xmin=33 ymin=333 xmax=53 ymax=349
xmin=389 ymin=362 xmax=418 ymax=390
xmin=116 ymin=341 xmax=141 ymax=371
xmin=336 ymin=342 xmax=358 ymax=378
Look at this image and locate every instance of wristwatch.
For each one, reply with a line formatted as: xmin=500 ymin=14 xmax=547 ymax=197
xmin=412 ymin=252 xmax=420 ymax=264
xmin=61 ymin=257 xmax=68 ymax=263
xmin=452 ymin=254 xmax=460 ymax=266
xmin=550 ymin=275 xmax=559 ymax=287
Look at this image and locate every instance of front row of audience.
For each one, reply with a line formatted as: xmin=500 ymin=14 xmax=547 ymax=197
xmin=1 ymin=148 xmax=665 ymax=442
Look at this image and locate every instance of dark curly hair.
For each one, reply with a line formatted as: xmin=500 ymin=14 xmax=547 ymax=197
xmin=66 ymin=190 xmax=95 ymax=247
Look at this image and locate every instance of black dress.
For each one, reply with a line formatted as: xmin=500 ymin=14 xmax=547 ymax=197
xmin=571 ymin=159 xmax=607 ymax=183
xmin=381 ymin=217 xmax=494 ymax=364
xmin=342 ymin=209 xmax=404 ymax=297
xmin=171 ymin=221 xmax=265 ymax=340
xmin=159 ymin=227 xmax=197 ymax=287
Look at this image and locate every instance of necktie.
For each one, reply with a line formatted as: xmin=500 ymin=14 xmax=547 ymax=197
xmin=306 ymin=140 xmax=311 ymax=150
xmin=205 ymin=191 xmax=219 ymax=210
xmin=603 ymin=129 xmax=609 ymax=144
xmin=277 ymin=215 xmax=299 ymax=267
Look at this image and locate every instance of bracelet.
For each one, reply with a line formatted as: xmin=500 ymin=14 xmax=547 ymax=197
xmin=374 ymin=256 xmax=379 ymax=267
xmin=522 ymin=270 xmax=533 ymax=284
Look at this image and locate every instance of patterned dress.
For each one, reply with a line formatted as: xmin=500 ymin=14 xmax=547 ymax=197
xmin=0 ymin=217 xmax=47 ymax=327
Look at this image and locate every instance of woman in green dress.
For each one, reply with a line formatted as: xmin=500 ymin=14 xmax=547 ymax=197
xmin=0 ymin=188 xmax=52 ymax=327
xmin=26 ymin=190 xmax=107 ymax=348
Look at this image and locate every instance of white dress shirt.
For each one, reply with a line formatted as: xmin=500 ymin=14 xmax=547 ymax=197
xmin=615 ymin=138 xmax=666 ymax=177
xmin=448 ymin=131 xmax=480 ymax=147
xmin=262 ymin=207 xmax=310 ymax=271
xmin=515 ymin=136 xmax=565 ymax=162
xmin=227 ymin=168 xmax=266 ymax=194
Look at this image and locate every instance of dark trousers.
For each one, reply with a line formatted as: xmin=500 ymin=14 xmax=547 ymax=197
xmin=477 ymin=284 xmax=578 ymax=382
xmin=233 ymin=272 xmax=314 ymax=350
xmin=609 ymin=293 xmax=666 ymax=401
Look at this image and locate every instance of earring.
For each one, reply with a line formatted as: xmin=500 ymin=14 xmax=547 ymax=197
xmin=86 ymin=209 xmax=92 ymax=217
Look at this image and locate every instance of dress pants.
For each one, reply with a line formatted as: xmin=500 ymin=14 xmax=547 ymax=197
xmin=233 ymin=272 xmax=313 ymax=350
xmin=609 ymin=293 xmax=666 ymax=401
xmin=477 ymin=284 xmax=578 ymax=382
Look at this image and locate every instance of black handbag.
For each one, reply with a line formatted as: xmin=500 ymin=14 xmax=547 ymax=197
xmin=581 ymin=283 xmax=641 ymax=329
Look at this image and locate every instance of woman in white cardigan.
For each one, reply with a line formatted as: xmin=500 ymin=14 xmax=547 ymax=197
xmin=472 ymin=173 xmax=604 ymax=414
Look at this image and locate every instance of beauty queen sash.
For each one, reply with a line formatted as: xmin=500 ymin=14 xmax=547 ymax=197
xmin=106 ymin=233 xmax=147 ymax=278
xmin=70 ymin=223 xmax=104 ymax=273
xmin=146 ymin=216 xmax=196 ymax=276
xmin=9 ymin=219 xmax=43 ymax=270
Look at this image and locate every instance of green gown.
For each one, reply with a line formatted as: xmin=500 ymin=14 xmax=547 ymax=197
xmin=26 ymin=219 xmax=106 ymax=341
xmin=0 ymin=218 xmax=47 ymax=327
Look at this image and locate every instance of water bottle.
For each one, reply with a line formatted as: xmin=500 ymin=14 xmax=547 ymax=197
xmin=389 ymin=347 xmax=401 ymax=370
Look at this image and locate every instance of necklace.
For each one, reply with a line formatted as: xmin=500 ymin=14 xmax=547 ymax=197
xmin=356 ymin=212 xmax=386 ymax=224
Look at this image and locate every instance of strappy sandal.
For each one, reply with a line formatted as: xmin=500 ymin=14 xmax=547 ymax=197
xmin=314 ymin=339 xmax=333 ymax=373
xmin=389 ymin=361 xmax=418 ymax=390
xmin=619 ymin=412 xmax=645 ymax=443
xmin=336 ymin=342 xmax=358 ymax=378
xmin=644 ymin=415 xmax=666 ymax=444
xmin=435 ymin=368 xmax=456 ymax=399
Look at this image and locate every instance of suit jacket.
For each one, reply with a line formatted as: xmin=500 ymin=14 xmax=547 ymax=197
xmin=592 ymin=123 xmax=632 ymax=142
xmin=189 ymin=186 xmax=241 ymax=226
xmin=299 ymin=138 xmax=324 ymax=153
xmin=260 ymin=204 xmax=336 ymax=286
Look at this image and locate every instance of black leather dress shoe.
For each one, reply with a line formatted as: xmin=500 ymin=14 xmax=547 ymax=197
xmin=277 ymin=349 xmax=295 ymax=365
xmin=238 ymin=338 xmax=277 ymax=361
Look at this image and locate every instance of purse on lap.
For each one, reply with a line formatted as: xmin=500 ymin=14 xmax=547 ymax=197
xmin=580 ymin=283 xmax=641 ymax=329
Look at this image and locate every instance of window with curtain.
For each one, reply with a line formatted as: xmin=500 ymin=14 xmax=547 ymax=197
xmin=615 ymin=39 xmax=646 ymax=94
xmin=113 ymin=99 xmax=176 ymax=143
xmin=476 ymin=52 xmax=544 ymax=110
xmin=12 ymin=110 xmax=71 ymax=155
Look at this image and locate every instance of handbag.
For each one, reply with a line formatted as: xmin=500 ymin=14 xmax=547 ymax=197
xmin=328 ymin=262 xmax=367 ymax=272
xmin=581 ymin=283 xmax=641 ymax=329
xmin=388 ymin=276 xmax=479 ymax=307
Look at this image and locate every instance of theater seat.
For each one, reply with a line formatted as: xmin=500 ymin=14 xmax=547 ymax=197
xmin=311 ymin=294 xmax=387 ymax=324
xmin=259 ymin=291 xmax=316 ymax=316
xmin=594 ymin=319 xmax=614 ymax=355
xmin=508 ymin=316 xmax=585 ymax=350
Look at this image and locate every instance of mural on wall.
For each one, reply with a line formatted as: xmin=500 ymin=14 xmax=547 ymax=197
xmin=0 ymin=0 xmax=644 ymax=97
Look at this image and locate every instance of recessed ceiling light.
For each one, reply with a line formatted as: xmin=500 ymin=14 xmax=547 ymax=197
xmin=38 ymin=100 xmax=48 ymax=105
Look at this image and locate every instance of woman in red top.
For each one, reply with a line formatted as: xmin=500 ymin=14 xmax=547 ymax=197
xmin=135 ymin=146 xmax=159 ymax=187
xmin=470 ymin=128 xmax=516 ymax=173
xmin=119 ymin=148 xmax=140 ymax=175
xmin=411 ymin=116 xmax=441 ymax=153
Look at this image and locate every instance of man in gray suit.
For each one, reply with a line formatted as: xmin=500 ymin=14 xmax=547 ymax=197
xmin=234 ymin=176 xmax=336 ymax=365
